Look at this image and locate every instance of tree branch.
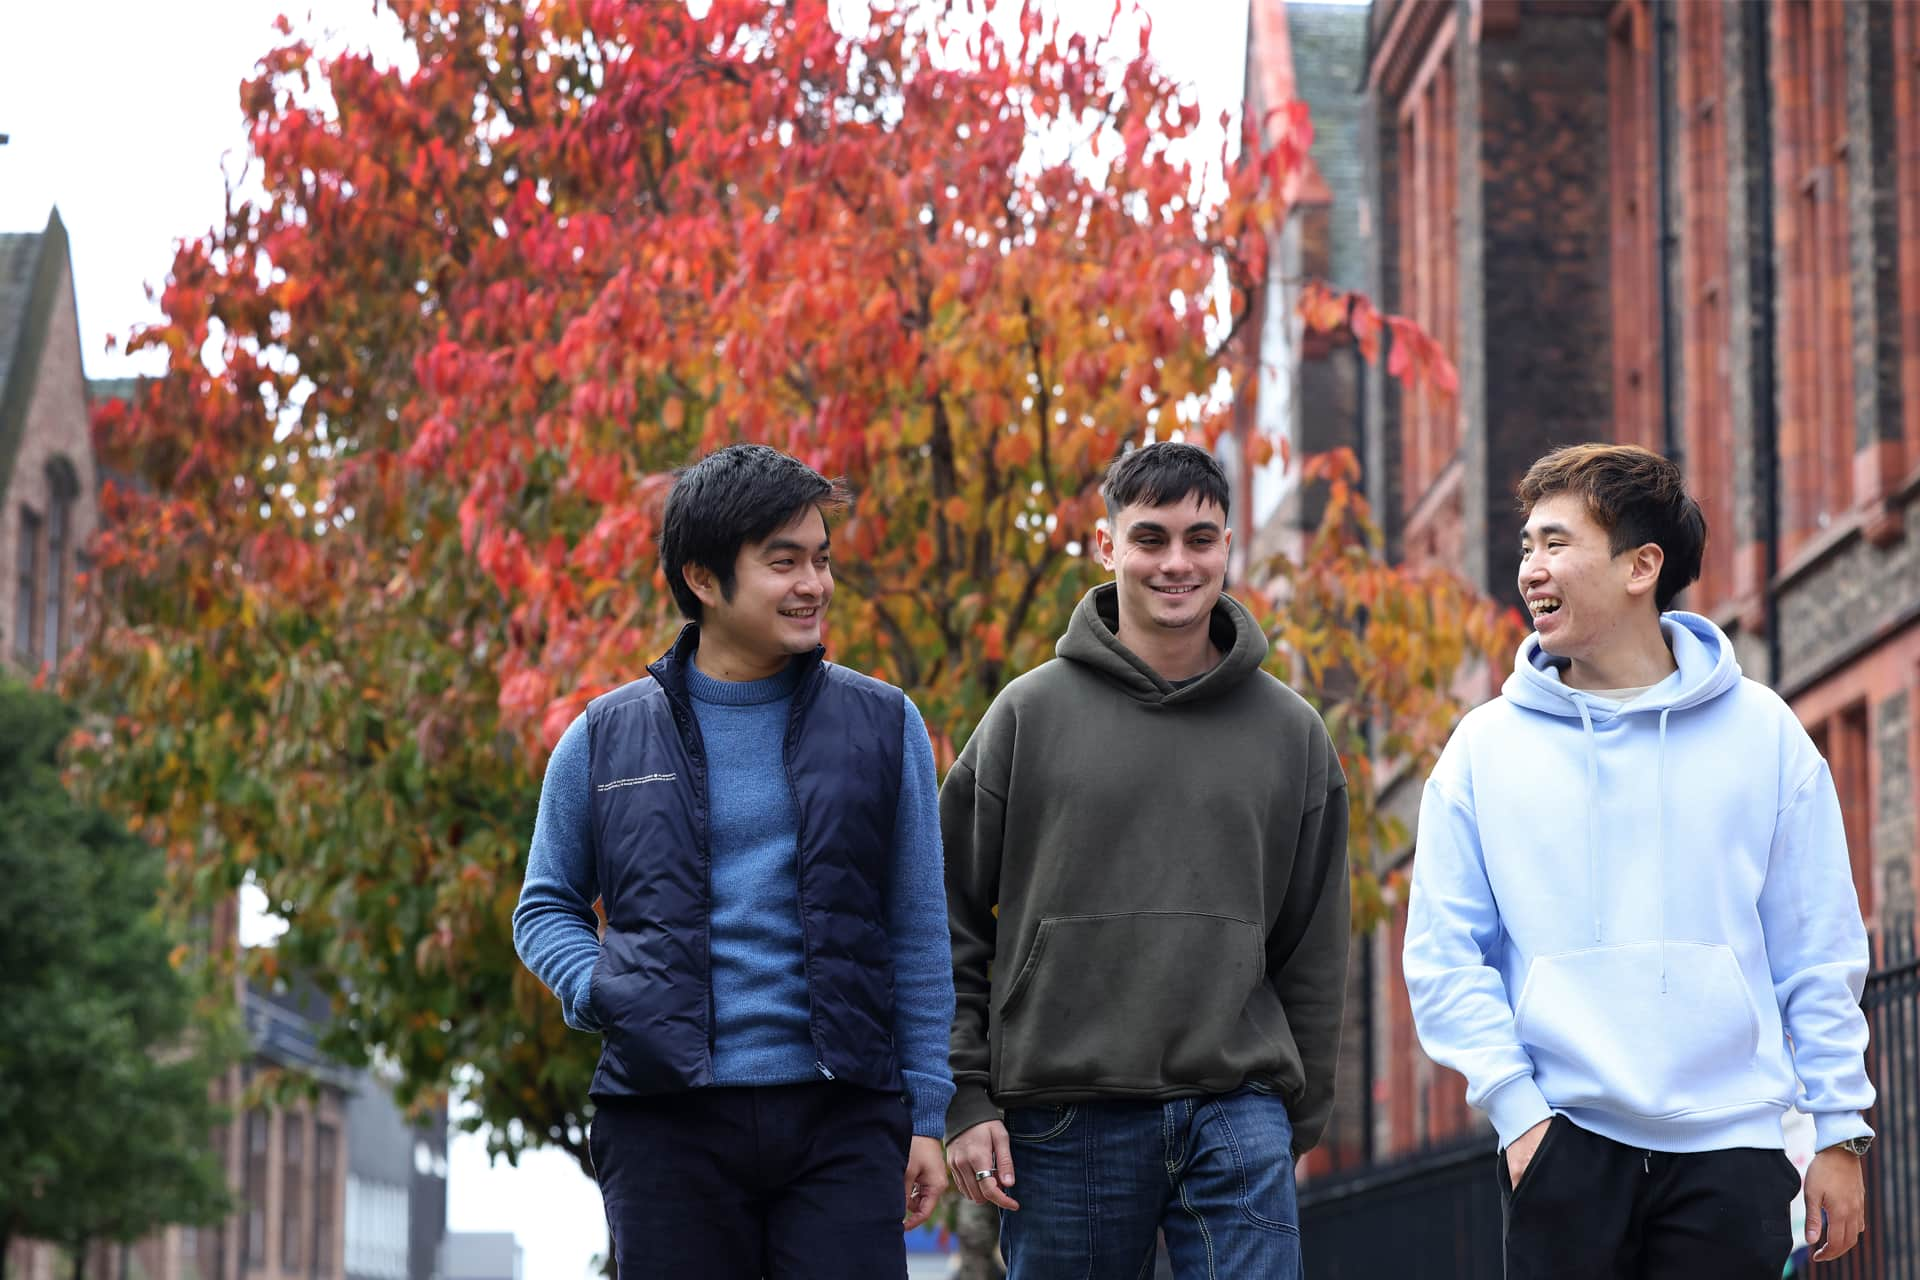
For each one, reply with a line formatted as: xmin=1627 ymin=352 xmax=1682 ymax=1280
xmin=1019 ymin=295 xmax=1059 ymax=503
xmin=985 ymin=541 xmax=1061 ymax=691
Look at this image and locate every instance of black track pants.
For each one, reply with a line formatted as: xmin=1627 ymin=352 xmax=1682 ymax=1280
xmin=1499 ymin=1115 xmax=1801 ymax=1280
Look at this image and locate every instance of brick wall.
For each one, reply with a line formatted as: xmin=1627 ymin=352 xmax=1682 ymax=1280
xmin=1608 ymin=0 xmax=1664 ymax=452
xmin=1776 ymin=497 xmax=1920 ymax=693
xmin=1454 ymin=0 xmax=1487 ymax=590
xmin=232 ymin=1078 xmax=350 ymax=1280
xmin=1773 ymin=0 xmax=1856 ymax=554
xmin=1898 ymin=1 xmax=1920 ymax=472
xmin=1773 ymin=0 xmax=1920 ymax=700
xmin=1365 ymin=80 xmax=1406 ymax=558
xmin=1875 ymin=690 xmax=1914 ymax=931
xmin=1724 ymin=0 xmax=1774 ymax=630
xmin=1476 ymin=3 xmax=1614 ymax=600
xmin=1675 ymin=0 xmax=1739 ymax=615
xmin=1844 ymin=0 xmax=1906 ymax=513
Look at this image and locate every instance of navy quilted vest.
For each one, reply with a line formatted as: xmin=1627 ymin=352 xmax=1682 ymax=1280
xmin=583 ymin=625 xmax=906 ymax=1098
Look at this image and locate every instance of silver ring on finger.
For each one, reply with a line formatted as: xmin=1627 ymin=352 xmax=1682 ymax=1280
xmin=974 ymin=1168 xmax=995 ymax=1181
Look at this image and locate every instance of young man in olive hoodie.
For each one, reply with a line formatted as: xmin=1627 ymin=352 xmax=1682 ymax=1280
xmin=942 ymin=442 xmax=1350 ymax=1279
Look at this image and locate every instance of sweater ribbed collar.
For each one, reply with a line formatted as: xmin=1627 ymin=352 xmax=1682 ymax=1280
xmin=682 ymin=653 xmax=804 ymax=707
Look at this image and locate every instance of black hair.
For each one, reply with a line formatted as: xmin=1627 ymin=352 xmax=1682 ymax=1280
xmin=1517 ymin=443 xmax=1706 ymax=611
xmin=1100 ymin=440 xmax=1232 ymax=519
xmin=659 ymin=444 xmax=849 ymax=622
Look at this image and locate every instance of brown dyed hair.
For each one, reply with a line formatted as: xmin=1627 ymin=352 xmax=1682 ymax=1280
xmin=1516 ymin=443 xmax=1706 ymax=611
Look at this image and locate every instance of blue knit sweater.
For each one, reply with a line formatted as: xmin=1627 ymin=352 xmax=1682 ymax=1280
xmin=512 ymin=660 xmax=956 ymax=1137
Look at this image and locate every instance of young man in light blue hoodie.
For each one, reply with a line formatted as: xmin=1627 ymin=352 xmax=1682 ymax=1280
xmin=1404 ymin=444 xmax=1874 ymax=1278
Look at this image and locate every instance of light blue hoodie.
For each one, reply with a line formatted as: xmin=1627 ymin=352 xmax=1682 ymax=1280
xmin=1404 ymin=611 xmax=1875 ymax=1154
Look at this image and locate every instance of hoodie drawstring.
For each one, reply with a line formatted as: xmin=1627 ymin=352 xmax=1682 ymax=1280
xmin=1574 ymin=696 xmax=1674 ymax=982
xmin=1656 ymin=707 xmax=1671 ymax=994
xmin=1573 ymin=696 xmax=1601 ymax=942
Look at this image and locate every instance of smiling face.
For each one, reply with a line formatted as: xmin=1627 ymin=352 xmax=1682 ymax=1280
xmin=687 ymin=505 xmax=834 ymax=665
xmin=1095 ymin=493 xmax=1231 ymax=639
xmin=1518 ymin=493 xmax=1662 ymax=665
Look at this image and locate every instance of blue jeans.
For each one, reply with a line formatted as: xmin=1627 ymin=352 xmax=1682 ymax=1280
xmin=999 ymin=1086 xmax=1302 ymax=1280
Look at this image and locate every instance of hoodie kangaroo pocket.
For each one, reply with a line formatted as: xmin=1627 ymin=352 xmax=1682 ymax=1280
xmin=1512 ymin=941 xmax=1762 ymax=1120
xmin=994 ymin=911 xmax=1266 ymax=1094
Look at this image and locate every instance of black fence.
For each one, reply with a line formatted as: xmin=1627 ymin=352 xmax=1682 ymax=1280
xmin=1299 ymin=1133 xmax=1501 ymax=1280
xmin=1302 ymin=924 xmax=1919 ymax=1280
xmin=1826 ymin=926 xmax=1919 ymax=1280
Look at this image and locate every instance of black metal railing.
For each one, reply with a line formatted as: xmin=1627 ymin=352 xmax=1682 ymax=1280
xmin=1299 ymin=1134 xmax=1501 ymax=1279
xmin=1823 ymin=924 xmax=1919 ymax=1280
xmin=1301 ymin=923 xmax=1920 ymax=1280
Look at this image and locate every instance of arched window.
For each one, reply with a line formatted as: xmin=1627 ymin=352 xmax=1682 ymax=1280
xmin=13 ymin=504 xmax=39 ymax=665
xmin=42 ymin=457 xmax=79 ymax=665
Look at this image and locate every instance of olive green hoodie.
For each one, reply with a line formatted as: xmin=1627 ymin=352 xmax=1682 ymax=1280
xmin=942 ymin=583 xmax=1350 ymax=1153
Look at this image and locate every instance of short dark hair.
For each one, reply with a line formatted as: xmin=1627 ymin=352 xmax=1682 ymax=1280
xmin=659 ymin=444 xmax=849 ymax=622
xmin=1100 ymin=441 xmax=1231 ymax=519
xmin=1516 ymin=443 xmax=1706 ymax=611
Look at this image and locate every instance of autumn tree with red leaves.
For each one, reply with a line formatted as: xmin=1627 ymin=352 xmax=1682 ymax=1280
xmin=70 ymin=0 xmax=1515 ymax=1186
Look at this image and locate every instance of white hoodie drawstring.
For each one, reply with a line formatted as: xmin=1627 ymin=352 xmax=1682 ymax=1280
xmin=1573 ymin=695 xmax=1601 ymax=942
xmin=1574 ymin=696 xmax=1674 ymax=976
xmin=1656 ymin=707 xmax=1671 ymax=994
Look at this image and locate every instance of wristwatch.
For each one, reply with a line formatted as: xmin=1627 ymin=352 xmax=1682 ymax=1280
xmin=1832 ymin=1136 xmax=1874 ymax=1157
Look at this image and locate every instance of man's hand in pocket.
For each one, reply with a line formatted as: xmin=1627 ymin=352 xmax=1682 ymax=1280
xmin=1505 ymin=1118 xmax=1553 ymax=1188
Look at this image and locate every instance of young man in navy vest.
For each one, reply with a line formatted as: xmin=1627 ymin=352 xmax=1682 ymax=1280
xmin=513 ymin=444 xmax=955 ymax=1278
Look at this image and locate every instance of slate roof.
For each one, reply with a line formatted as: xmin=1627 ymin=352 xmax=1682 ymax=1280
xmin=0 ymin=227 xmax=46 ymax=400
xmin=1287 ymin=2 xmax=1371 ymax=290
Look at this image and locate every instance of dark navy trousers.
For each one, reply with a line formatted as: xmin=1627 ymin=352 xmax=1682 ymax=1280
xmin=590 ymin=1081 xmax=911 ymax=1279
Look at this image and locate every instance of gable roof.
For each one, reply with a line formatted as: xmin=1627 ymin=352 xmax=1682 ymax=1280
xmin=0 ymin=208 xmax=76 ymax=508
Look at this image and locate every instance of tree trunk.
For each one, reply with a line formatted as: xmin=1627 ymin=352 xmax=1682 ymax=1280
xmin=69 ymin=1241 xmax=86 ymax=1280
xmin=951 ymin=1199 xmax=1004 ymax=1280
xmin=0 ymin=1224 xmax=11 ymax=1280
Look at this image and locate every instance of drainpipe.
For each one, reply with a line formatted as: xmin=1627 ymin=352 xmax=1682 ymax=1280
xmin=1352 ymin=343 xmax=1370 ymax=504
xmin=1654 ymin=2 xmax=1680 ymax=465
xmin=1360 ymin=931 xmax=1377 ymax=1166
xmin=1749 ymin=0 xmax=1783 ymax=687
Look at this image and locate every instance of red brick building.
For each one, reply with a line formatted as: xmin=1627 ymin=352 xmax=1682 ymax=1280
xmin=1248 ymin=0 xmax=1920 ymax=1172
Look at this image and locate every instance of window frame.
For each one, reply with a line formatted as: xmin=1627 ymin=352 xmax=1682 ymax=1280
xmin=281 ymin=1111 xmax=307 ymax=1273
xmin=14 ymin=505 xmax=41 ymax=665
xmin=1773 ymin=0 xmax=1856 ymax=551
xmin=1394 ymin=17 xmax=1460 ymax=521
xmin=1608 ymin=0 xmax=1664 ymax=452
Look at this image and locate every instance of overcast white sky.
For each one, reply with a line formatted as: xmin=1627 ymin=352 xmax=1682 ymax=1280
xmin=0 ymin=1 xmax=1282 ymax=1275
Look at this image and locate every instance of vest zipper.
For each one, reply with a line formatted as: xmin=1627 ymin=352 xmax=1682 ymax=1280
xmin=684 ymin=708 xmax=716 ymax=1066
xmin=785 ymin=684 xmax=832 ymax=1081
